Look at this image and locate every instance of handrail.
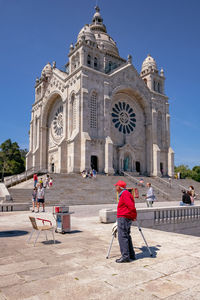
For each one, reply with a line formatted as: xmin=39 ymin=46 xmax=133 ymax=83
xmin=155 ymin=176 xmax=172 ymax=188
xmin=4 ymin=166 xmax=48 ymax=188
xmin=123 ymin=172 xmax=169 ymax=199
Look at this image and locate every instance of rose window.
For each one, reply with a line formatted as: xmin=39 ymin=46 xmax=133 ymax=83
xmin=52 ymin=105 xmax=63 ymax=138
xmin=111 ymin=101 xmax=136 ymax=134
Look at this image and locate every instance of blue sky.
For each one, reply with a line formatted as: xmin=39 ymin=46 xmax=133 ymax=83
xmin=0 ymin=0 xmax=199 ymax=168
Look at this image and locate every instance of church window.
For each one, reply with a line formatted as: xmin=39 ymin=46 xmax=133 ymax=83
xmin=72 ymin=94 xmax=76 ymax=130
xmin=143 ymin=78 xmax=147 ymax=85
xmin=52 ymin=105 xmax=63 ymax=139
xmin=158 ymin=82 xmax=160 ymax=93
xmin=90 ymin=92 xmax=97 ymax=128
xmin=94 ymin=57 xmax=98 ymax=69
xmin=157 ymin=111 xmax=162 ymax=147
xmin=112 ymin=101 xmax=136 ymax=135
xmin=153 ymin=80 xmax=156 ymax=91
xmin=87 ymin=54 xmax=91 ymax=66
xmin=109 ymin=61 xmax=112 ymax=72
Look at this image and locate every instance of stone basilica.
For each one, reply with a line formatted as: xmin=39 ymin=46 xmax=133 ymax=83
xmin=26 ymin=6 xmax=174 ymax=176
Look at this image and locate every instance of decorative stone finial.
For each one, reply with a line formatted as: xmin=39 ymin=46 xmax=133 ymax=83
xmin=127 ymin=54 xmax=132 ymax=64
xmin=52 ymin=61 xmax=56 ymax=68
xmin=70 ymin=43 xmax=74 ymax=51
xmin=95 ymin=5 xmax=100 ymax=12
xmin=160 ymin=67 xmax=164 ymax=76
xmin=35 ymin=77 xmax=39 ymax=84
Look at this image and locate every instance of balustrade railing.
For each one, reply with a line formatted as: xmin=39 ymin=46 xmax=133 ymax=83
xmin=4 ymin=167 xmax=48 ymax=187
xmin=154 ymin=206 xmax=200 ymax=224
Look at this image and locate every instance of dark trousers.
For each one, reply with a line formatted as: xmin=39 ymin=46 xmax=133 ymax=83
xmin=117 ymin=217 xmax=135 ymax=259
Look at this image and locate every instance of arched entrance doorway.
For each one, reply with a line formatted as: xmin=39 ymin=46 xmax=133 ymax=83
xmin=91 ymin=155 xmax=98 ymax=171
xmin=160 ymin=162 xmax=163 ymax=175
xmin=123 ymin=154 xmax=131 ymax=171
xmin=136 ymin=161 xmax=140 ymax=173
xmin=51 ymin=163 xmax=55 ymax=173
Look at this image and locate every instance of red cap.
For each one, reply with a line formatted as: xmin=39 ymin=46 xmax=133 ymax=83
xmin=114 ymin=180 xmax=127 ymax=188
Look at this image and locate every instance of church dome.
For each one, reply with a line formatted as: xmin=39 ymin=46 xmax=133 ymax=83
xmin=94 ymin=32 xmax=119 ymax=55
xmin=77 ymin=24 xmax=96 ymax=43
xmin=141 ymin=54 xmax=158 ymax=72
xmin=41 ymin=63 xmax=52 ymax=77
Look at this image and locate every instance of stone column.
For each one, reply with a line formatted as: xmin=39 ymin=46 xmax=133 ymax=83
xmin=152 ymin=109 xmax=157 ymax=144
xmin=152 ymin=143 xmax=161 ymax=176
xmin=29 ymin=121 xmax=33 ymax=152
xmin=145 ymin=122 xmax=153 ymax=175
xmin=40 ymin=125 xmax=48 ymax=172
xmin=168 ymin=147 xmax=174 ymax=177
xmin=58 ymin=141 xmax=67 ymax=173
xmin=104 ymin=136 xmax=114 ymax=174
xmin=80 ymin=48 xmax=85 ymax=66
xmin=103 ymin=81 xmax=114 ymax=174
xmin=80 ymin=132 xmax=91 ymax=171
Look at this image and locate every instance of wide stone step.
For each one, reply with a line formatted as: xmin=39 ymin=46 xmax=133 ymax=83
xmin=8 ymin=174 xmax=200 ymax=206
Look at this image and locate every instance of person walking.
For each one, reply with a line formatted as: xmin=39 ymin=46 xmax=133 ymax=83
xmin=145 ymin=182 xmax=156 ymax=207
xmin=31 ymin=187 xmax=37 ymax=212
xmin=36 ymin=183 xmax=45 ymax=212
xmin=114 ymin=180 xmax=137 ymax=263
xmin=44 ymin=174 xmax=50 ymax=188
xmin=33 ymin=173 xmax=38 ymax=188
xmin=49 ymin=177 xmax=53 ymax=187
xmin=39 ymin=177 xmax=43 ymax=187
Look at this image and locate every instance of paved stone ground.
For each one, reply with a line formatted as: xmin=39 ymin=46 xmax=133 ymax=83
xmin=1 ymin=205 xmax=200 ymax=299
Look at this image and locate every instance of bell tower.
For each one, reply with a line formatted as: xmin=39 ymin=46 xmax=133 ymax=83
xmin=140 ymin=54 xmax=165 ymax=94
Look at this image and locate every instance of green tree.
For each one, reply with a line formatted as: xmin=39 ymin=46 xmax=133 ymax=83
xmin=174 ymin=164 xmax=191 ymax=179
xmin=191 ymin=166 xmax=200 ymax=182
xmin=0 ymin=139 xmax=25 ymax=179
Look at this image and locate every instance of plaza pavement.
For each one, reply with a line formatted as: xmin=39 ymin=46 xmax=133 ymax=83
xmin=1 ymin=204 xmax=200 ymax=299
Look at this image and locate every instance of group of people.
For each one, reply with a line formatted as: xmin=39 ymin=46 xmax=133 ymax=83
xmin=33 ymin=173 xmax=53 ymax=189
xmin=180 ymin=185 xmax=196 ymax=206
xmin=81 ymin=169 xmax=97 ymax=179
xmin=32 ymin=174 xmax=53 ymax=213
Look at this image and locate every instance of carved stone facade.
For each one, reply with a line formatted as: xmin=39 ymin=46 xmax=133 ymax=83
xmin=26 ymin=6 xmax=174 ymax=176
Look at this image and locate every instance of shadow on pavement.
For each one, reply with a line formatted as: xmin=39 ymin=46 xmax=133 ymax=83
xmin=0 ymin=230 xmax=29 ymax=237
xmin=136 ymin=245 xmax=161 ymax=259
xmin=42 ymin=240 xmax=61 ymax=245
xmin=61 ymin=230 xmax=83 ymax=234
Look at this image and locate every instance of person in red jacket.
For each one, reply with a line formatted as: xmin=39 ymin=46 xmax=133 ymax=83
xmin=33 ymin=173 xmax=38 ymax=188
xmin=115 ymin=180 xmax=137 ymax=263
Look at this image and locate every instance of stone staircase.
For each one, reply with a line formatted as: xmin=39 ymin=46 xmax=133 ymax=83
xmin=8 ymin=173 xmax=200 ymax=206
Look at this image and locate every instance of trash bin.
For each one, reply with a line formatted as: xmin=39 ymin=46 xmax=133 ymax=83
xmin=53 ymin=206 xmax=74 ymax=234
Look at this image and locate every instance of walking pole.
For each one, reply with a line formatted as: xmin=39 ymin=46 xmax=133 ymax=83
xmin=136 ymin=220 xmax=153 ymax=257
xmin=106 ymin=234 xmax=115 ymax=259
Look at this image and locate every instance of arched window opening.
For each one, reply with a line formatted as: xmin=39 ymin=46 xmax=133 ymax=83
xmin=143 ymin=78 xmax=147 ymax=85
xmin=158 ymin=82 xmax=160 ymax=93
xmin=90 ymin=92 xmax=97 ymax=129
xmin=87 ymin=54 xmax=91 ymax=66
xmin=71 ymin=56 xmax=76 ymax=71
xmin=109 ymin=61 xmax=112 ymax=72
xmin=94 ymin=57 xmax=98 ymax=69
xmin=72 ymin=94 xmax=76 ymax=131
xmin=157 ymin=111 xmax=162 ymax=147
xmin=153 ymin=80 xmax=156 ymax=91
